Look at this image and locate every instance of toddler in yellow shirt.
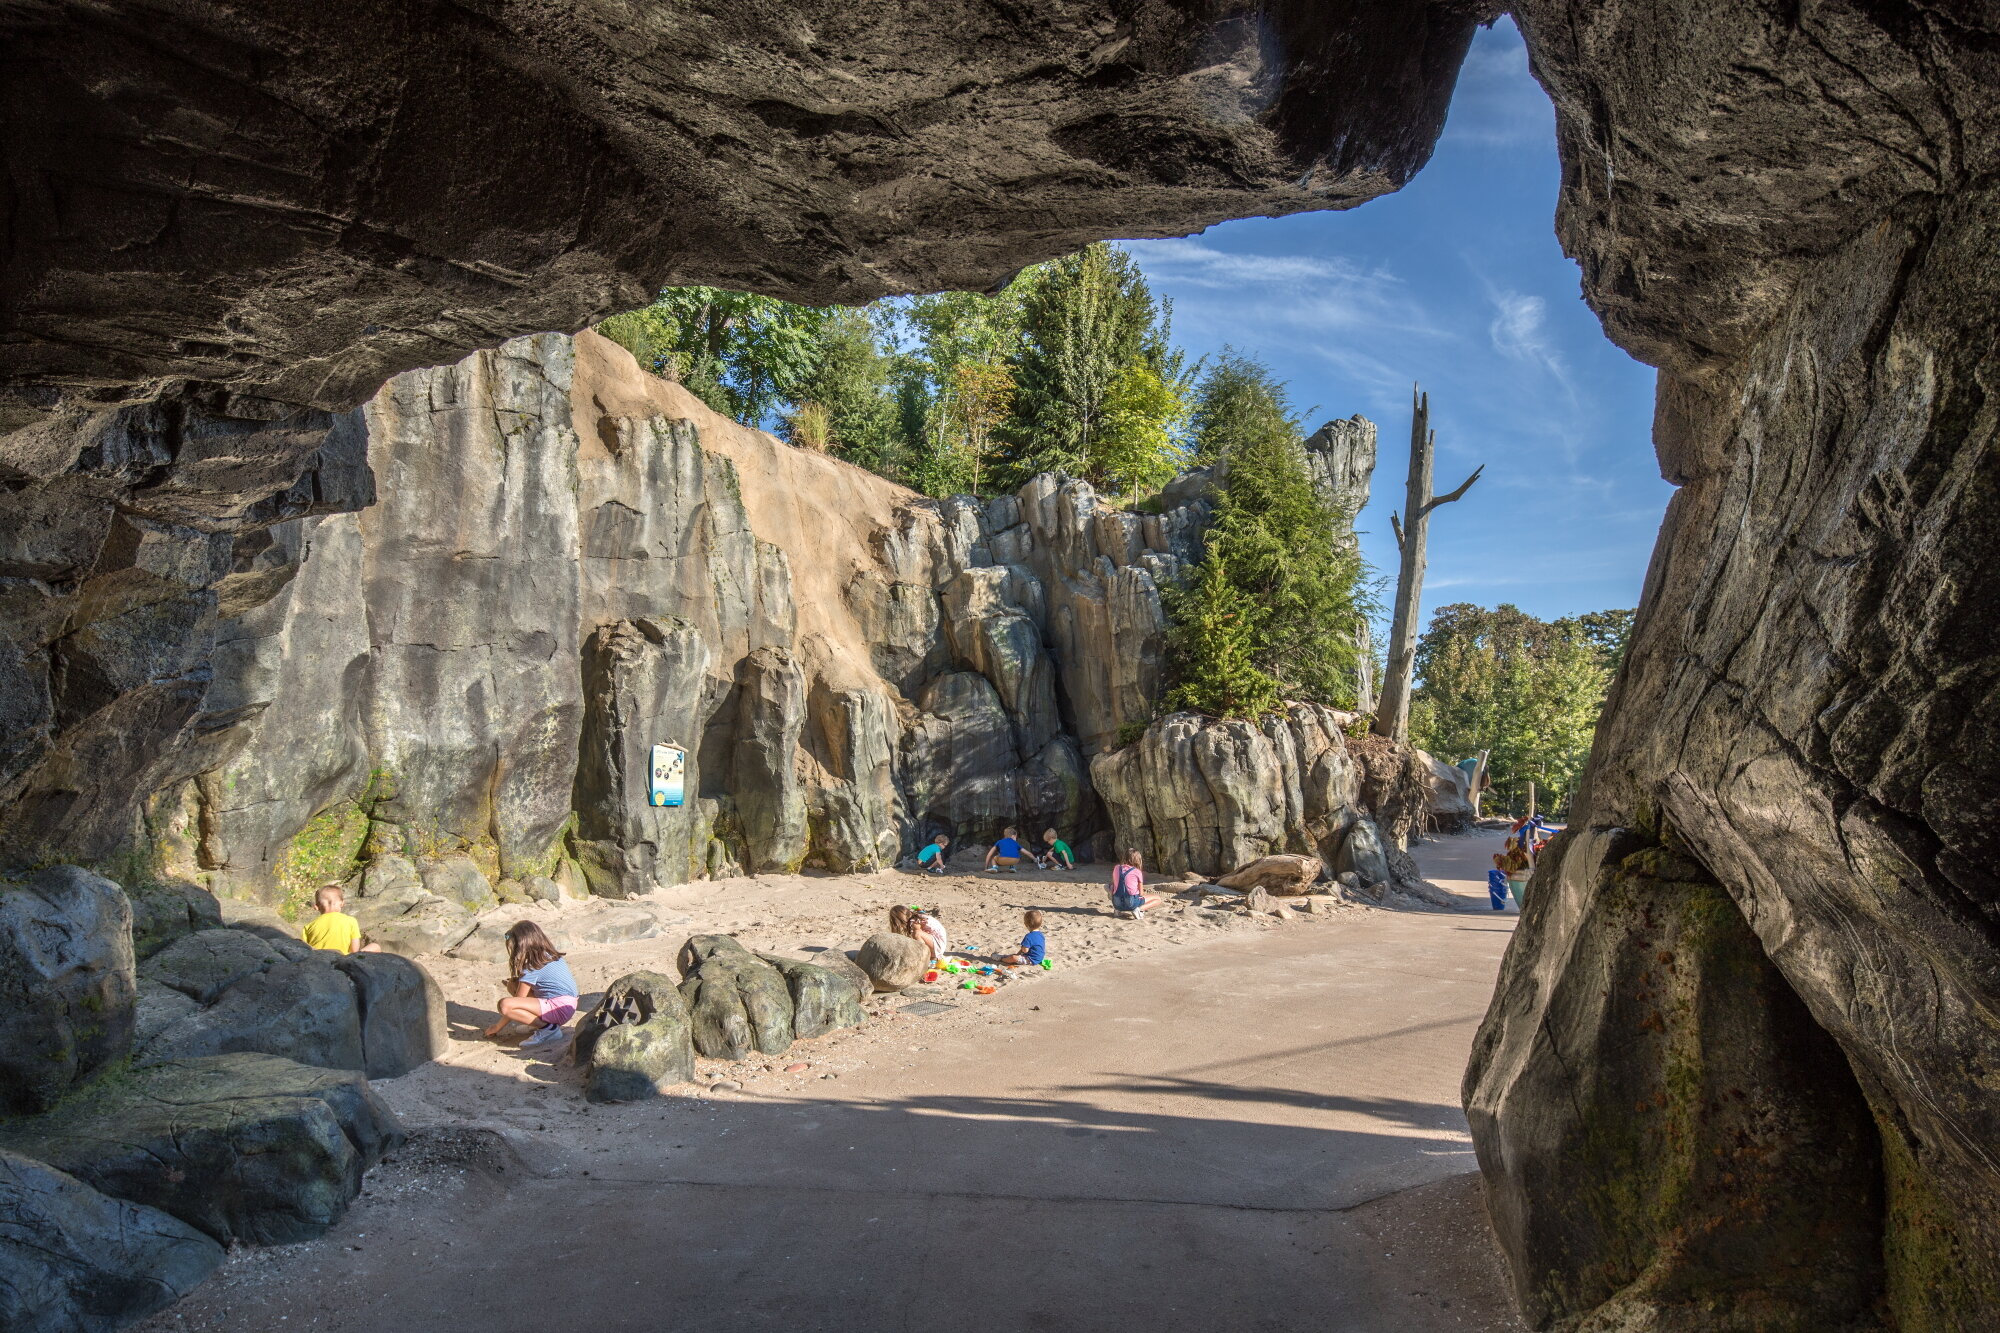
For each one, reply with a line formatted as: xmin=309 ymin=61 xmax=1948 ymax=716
xmin=301 ymin=884 xmax=377 ymax=954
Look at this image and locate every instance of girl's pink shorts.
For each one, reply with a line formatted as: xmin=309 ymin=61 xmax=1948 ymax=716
xmin=535 ymin=996 xmax=577 ymax=1025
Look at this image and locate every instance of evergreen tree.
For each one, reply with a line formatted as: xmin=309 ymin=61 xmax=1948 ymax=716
xmin=788 ymin=308 xmax=903 ymax=472
xmin=1190 ymin=350 xmax=1297 ymax=463
xmin=1161 ymin=352 xmax=1374 ymax=719
xmin=1001 ymin=244 xmax=1185 ymax=491
xmin=1164 ymin=557 xmax=1281 ymax=720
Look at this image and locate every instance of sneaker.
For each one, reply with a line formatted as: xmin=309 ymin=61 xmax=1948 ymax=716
xmin=520 ymin=1023 xmax=570 ymax=1049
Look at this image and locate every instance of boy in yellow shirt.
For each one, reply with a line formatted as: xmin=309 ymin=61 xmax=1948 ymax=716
xmin=301 ymin=883 xmax=376 ymax=954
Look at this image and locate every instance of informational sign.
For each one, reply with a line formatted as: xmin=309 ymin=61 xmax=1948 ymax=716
xmin=648 ymin=743 xmax=686 ymax=807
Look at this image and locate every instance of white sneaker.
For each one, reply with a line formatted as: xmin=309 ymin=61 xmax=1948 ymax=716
xmin=521 ymin=1023 xmax=569 ymax=1049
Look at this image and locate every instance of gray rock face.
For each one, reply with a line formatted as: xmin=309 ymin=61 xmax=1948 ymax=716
xmin=1333 ymin=817 xmax=1393 ymax=891
xmin=0 ymin=867 xmax=136 ymax=1116
xmin=1463 ymin=8 xmax=2000 ymax=1327
xmin=675 ymin=935 xmax=794 ymax=1061
xmin=0 ymin=1054 xmax=404 ymax=1247
xmin=139 ymin=957 xmax=366 ymax=1072
xmin=758 ymin=953 xmax=866 ymax=1040
xmin=574 ymin=971 xmax=696 ymax=1103
xmin=138 ymin=332 xmax=1255 ymax=910
xmin=0 ymin=1147 xmax=223 ymax=1333
xmin=1091 ymin=706 xmax=1364 ymax=878
xmin=333 ymin=952 xmax=447 ymax=1080
xmin=1 ymin=2 xmax=1475 ymax=412
xmin=140 ymin=927 xmax=289 ymax=1006
xmin=856 ymin=933 xmax=931 ymax=994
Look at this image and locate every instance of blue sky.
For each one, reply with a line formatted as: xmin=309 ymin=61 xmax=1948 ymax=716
xmin=1123 ymin=17 xmax=1668 ymax=624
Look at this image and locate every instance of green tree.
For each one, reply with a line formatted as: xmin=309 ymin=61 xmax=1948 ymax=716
xmin=1000 ymin=243 xmax=1186 ymax=492
xmin=1162 ymin=353 xmax=1374 ymax=718
xmin=596 ymin=286 xmax=830 ymax=424
xmin=1190 ymin=350 xmax=1297 ymax=463
xmin=788 ymin=308 xmax=903 ymax=472
xmin=1559 ymin=607 xmax=1636 ymax=674
xmin=1096 ymin=361 xmax=1191 ymax=496
xmin=1164 ymin=557 xmax=1282 ymax=720
xmin=1407 ymin=603 xmax=1615 ymax=813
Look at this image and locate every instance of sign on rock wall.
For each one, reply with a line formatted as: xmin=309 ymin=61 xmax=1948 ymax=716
xmin=649 ymin=744 xmax=685 ymax=808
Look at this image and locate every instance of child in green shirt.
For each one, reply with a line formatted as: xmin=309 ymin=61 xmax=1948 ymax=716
xmin=1036 ymin=828 xmax=1074 ymax=870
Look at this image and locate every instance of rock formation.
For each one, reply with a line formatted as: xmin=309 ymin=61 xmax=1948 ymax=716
xmin=6 ymin=3 xmax=1996 ymax=1329
xmin=125 ymin=331 xmax=1216 ymax=908
xmin=1463 ymin=5 xmax=2000 ymax=1329
xmin=573 ymin=971 xmax=697 ymax=1103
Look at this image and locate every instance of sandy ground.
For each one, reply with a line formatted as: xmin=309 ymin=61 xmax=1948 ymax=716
xmin=140 ymin=834 xmax=1525 ymax=1332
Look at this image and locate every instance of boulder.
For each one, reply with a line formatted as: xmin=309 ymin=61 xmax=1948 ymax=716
xmin=520 ymin=874 xmax=562 ymax=904
xmin=805 ymin=948 xmax=875 ymax=1000
xmin=1217 ymin=854 xmax=1323 ymax=897
xmin=0 ymin=1053 xmax=403 ymax=1246
xmin=0 ymin=866 xmax=137 ymax=1116
xmin=758 ymin=953 xmax=865 ymax=1039
xmin=856 ymin=932 xmax=930 ymax=993
xmin=126 ymin=878 xmax=223 ymax=960
xmin=355 ymin=895 xmax=478 ymax=957
xmin=1334 ymin=816 xmax=1393 ymax=889
xmin=333 ymin=952 xmax=447 ymax=1079
xmin=214 ymin=895 xmax=299 ymax=943
xmin=0 ymin=1147 xmax=223 ymax=1333
xmin=1090 ymin=705 xmax=1363 ymax=876
xmin=139 ymin=927 xmax=288 ymax=1004
xmin=358 ymin=854 xmax=423 ymax=899
xmin=138 ymin=959 xmax=366 ymax=1072
xmin=1245 ymin=886 xmax=1276 ymax=915
xmin=570 ymin=904 xmax=665 ymax=945
xmin=417 ymin=855 xmax=497 ymax=914
xmin=675 ymin=935 xmax=794 ymax=1060
xmin=133 ymin=979 xmax=199 ymax=1048
xmin=494 ymin=878 xmax=532 ymax=906
xmin=573 ymin=971 xmax=696 ymax=1102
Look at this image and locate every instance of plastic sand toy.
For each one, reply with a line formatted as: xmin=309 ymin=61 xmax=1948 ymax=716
xmin=975 ymin=984 xmax=997 ymax=995
xmin=1039 ymin=959 xmax=1054 ymax=970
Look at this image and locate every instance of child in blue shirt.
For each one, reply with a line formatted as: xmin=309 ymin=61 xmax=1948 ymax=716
xmin=1488 ymin=854 xmax=1511 ymax=911
xmin=984 ymin=826 xmax=1024 ymax=873
xmin=915 ymin=834 xmax=951 ymax=875
xmin=483 ymin=920 xmax=579 ymax=1050
xmin=1001 ymin=910 xmax=1047 ymax=968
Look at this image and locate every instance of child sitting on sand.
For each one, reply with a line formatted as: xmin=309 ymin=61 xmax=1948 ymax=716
xmin=301 ymin=884 xmax=379 ymax=955
xmin=1109 ymin=849 xmax=1158 ymax=919
xmin=483 ymin=920 xmax=578 ymax=1050
xmin=1000 ymin=910 xmax=1047 ymax=968
xmin=1034 ymin=829 xmax=1074 ymax=870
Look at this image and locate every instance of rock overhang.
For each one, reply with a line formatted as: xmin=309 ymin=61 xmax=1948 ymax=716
xmin=0 ymin=0 xmax=1492 ymax=418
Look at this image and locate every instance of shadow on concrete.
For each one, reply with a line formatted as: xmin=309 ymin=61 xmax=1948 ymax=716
xmin=137 ymin=1028 xmax=1523 ymax=1333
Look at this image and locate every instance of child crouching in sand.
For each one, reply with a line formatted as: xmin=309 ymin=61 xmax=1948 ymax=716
xmin=1000 ymin=910 xmax=1048 ymax=968
xmin=483 ymin=920 xmax=577 ymax=1050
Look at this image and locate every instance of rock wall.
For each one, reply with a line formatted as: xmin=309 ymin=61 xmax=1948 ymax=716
xmin=173 ymin=331 xmax=1220 ymax=908
xmin=1467 ymin=5 xmax=2000 ymax=1330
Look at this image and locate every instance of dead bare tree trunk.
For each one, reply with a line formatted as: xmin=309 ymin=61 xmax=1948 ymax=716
xmin=1373 ymin=386 xmax=1482 ymax=741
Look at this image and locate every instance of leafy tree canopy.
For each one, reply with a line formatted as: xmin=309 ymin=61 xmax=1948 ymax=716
xmin=1407 ymin=602 xmax=1626 ymax=814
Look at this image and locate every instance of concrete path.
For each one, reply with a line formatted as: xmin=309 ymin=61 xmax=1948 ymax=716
xmin=146 ymin=832 xmax=1524 ymax=1333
